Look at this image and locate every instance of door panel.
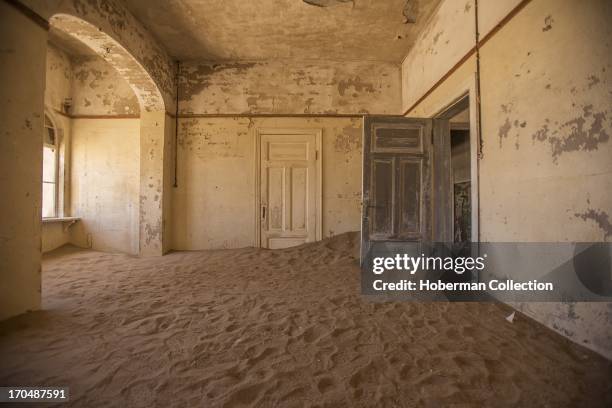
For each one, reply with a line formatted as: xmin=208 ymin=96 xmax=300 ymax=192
xmin=361 ymin=116 xmax=433 ymax=264
xmin=370 ymin=158 xmax=394 ymax=237
xmin=266 ymin=166 xmax=285 ymax=231
xmin=291 ymin=167 xmax=308 ymax=231
xmin=260 ymin=133 xmax=318 ymax=249
xmin=397 ymin=158 xmax=422 ymax=238
xmin=372 ymin=124 xmax=423 ymax=153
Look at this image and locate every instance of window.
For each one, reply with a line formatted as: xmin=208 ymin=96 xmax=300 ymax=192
xmin=42 ymin=114 xmax=58 ymax=218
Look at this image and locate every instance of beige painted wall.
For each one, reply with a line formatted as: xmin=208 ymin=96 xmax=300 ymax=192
xmin=71 ymin=56 xmax=140 ymax=116
xmin=46 ymin=43 xmax=73 ymax=113
xmin=180 ymin=60 xmax=401 ymax=115
xmin=70 ymin=118 xmax=141 ymax=255
xmin=402 ymin=0 xmax=612 ymax=358
xmin=24 ymin=0 xmax=176 ymax=112
xmin=173 ymin=117 xmax=363 ymax=250
xmin=41 ymin=223 xmax=71 ymax=253
xmin=42 ymin=44 xmax=143 ymax=255
xmin=401 ymin=0 xmax=475 ymax=112
xmin=0 ymin=2 xmax=47 ymax=319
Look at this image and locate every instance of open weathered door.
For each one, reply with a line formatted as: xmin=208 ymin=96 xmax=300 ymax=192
xmin=361 ymin=116 xmax=434 ymax=264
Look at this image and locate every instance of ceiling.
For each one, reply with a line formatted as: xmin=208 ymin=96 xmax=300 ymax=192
xmin=123 ymin=0 xmax=441 ymax=62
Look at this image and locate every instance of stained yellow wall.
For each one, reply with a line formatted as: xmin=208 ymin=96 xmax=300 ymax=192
xmin=70 ymin=118 xmax=141 ymax=254
xmin=173 ymin=117 xmax=363 ymax=250
xmin=402 ymin=0 xmax=612 ymax=358
xmin=41 ymin=223 xmax=70 ymax=252
xmin=71 ymin=56 xmax=140 ymax=116
xmin=42 ymin=44 xmax=143 ymax=255
xmin=0 ymin=2 xmax=47 ymax=319
xmin=180 ymin=61 xmax=401 ymax=115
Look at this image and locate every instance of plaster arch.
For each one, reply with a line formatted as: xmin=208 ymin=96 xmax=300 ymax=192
xmin=50 ymin=13 xmax=165 ymax=113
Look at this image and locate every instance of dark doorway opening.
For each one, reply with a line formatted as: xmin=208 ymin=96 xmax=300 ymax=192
xmin=450 ymin=122 xmax=471 ymax=243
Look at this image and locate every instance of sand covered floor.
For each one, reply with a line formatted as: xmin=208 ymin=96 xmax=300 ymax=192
xmin=0 ymin=233 xmax=610 ymax=407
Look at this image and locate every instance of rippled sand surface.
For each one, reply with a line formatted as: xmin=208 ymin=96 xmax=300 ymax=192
xmin=1 ymin=233 xmax=610 ymax=407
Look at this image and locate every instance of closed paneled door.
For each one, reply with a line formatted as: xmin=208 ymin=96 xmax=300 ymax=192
xmin=259 ymin=131 xmax=320 ymax=249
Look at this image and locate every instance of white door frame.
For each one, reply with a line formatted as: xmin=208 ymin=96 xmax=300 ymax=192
xmin=254 ymin=128 xmax=323 ymax=248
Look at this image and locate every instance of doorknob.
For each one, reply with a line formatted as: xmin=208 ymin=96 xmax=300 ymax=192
xmin=261 ymin=204 xmax=267 ymax=220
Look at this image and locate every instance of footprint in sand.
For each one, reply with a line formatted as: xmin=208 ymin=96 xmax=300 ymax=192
xmin=316 ymin=376 xmax=336 ymax=393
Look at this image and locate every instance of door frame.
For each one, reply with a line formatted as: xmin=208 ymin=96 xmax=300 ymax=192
xmin=432 ymin=76 xmax=480 ymax=243
xmin=254 ymin=128 xmax=323 ymax=248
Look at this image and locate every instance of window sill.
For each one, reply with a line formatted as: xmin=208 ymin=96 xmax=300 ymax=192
xmin=42 ymin=217 xmax=80 ymax=224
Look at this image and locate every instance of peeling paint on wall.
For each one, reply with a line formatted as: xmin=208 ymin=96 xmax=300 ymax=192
xmin=30 ymin=0 xmax=177 ymax=111
xmin=531 ymin=105 xmax=610 ymax=164
xmin=334 ymin=125 xmax=362 ymax=153
xmin=178 ymin=119 xmax=247 ymax=159
xmin=45 ymin=44 xmax=73 ymax=113
xmin=49 ymin=10 xmax=171 ymax=113
xmin=542 ymin=14 xmax=554 ymax=32
xmin=71 ymin=55 xmax=140 ymax=115
xmin=179 ymin=60 xmax=400 ymax=115
xmin=401 ymin=0 xmax=612 ymax=359
xmin=574 ymin=208 xmax=612 ymax=240
xmin=401 ymin=0 xmax=475 ymax=112
xmin=173 ymin=117 xmax=363 ymax=250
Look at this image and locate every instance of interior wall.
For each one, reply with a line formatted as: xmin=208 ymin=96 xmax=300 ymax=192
xmin=24 ymin=0 xmax=177 ymax=113
xmin=41 ymin=222 xmax=69 ymax=253
xmin=173 ymin=116 xmax=363 ymax=250
xmin=71 ymin=56 xmax=140 ymax=116
xmin=68 ymin=55 xmax=141 ymax=255
xmin=42 ymin=43 xmax=143 ymax=255
xmin=402 ymin=0 xmax=612 ymax=358
xmin=401 ymin=0 xmax=476 ymax=112
xmin=70 ymin=118 xmax=141 ymax=254
xmin=173 ymin=57 xmax=400 ymax=250
xmin=180 ymin=60 xmax=401 ymax=115
xmin=0 ymin=2 xmax=47 ymax=319
xmin=45 ymin=43 xmax=72 ymax=113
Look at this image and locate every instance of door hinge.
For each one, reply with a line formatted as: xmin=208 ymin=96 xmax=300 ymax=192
xmin=431 ymin=130 xmax=434 ymax=145
xmin=315 ymin=150 xmax=319 ymax=160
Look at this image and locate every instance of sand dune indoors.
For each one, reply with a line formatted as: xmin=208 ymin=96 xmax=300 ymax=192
xmin=0 ymin=233 xmax=610 ymax=407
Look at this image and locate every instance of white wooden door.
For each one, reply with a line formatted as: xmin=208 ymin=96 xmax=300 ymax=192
xmin=259 ymin=131 xmax=320 ymax=249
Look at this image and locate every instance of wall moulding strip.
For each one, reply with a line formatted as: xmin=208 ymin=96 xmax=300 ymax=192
xmin=53 ymin=109 xmax=141 ymax=120
xmin=175 ymin=113 xmax=401 ymax=119
xmin=54 ymin=110 xmax=407 ymax=120
xmin=402 ymin=0 xmax=532 ymax=116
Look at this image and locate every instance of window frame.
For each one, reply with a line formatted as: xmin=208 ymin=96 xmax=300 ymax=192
xmin=42 ymin=113 xmax=60 ymax=219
